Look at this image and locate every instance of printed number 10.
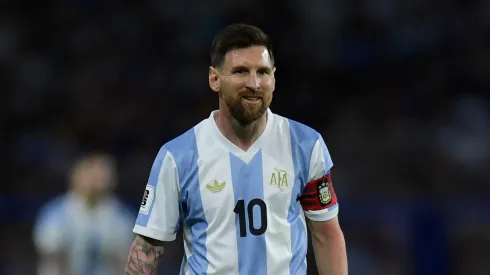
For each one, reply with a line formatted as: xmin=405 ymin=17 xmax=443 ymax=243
xmin=233 ymin=199 xmax=268 ymax=237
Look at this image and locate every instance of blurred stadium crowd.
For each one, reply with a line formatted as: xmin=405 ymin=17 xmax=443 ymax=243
xmin=1 ymin=0 xmax=490 ymax=274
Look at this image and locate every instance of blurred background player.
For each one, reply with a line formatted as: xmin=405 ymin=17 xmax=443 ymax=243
xmin=33 ymin=153 xmax=135 ymax=275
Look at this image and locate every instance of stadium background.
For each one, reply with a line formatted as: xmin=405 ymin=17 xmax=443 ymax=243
xmin=2 ymin=0 xmax=490 ymax=274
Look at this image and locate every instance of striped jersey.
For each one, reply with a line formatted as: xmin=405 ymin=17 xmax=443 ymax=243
xmin=33 ymin=193 xmax=135 ymax=275
xmin=133 ymin=108 xmax=339 ymax=275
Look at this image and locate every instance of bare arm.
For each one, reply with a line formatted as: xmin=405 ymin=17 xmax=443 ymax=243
xmin=308 ymin=216 xmax=348 ymax=275
xmin=124 ymin=234 xmax=164 ymax=275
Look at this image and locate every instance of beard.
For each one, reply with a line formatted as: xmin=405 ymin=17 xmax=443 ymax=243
xmin=220 ymin=91 xmax=271 ymax=126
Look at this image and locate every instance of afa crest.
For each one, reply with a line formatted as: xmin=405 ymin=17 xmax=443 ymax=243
xmin=317 ymin=178 xmax=332 ymax=206
xmin=270 ymin=168 xmax=288 ymax=191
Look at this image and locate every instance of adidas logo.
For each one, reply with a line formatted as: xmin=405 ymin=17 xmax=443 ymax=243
xmin=206 ymin=180 xmax=226 ymax=193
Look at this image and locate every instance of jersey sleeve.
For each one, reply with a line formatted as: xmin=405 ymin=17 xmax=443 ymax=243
xmin=33 ymin=199 xmax=66 ymax=254
xmin=299 ymin=135 xmax=339 ymax=221
xmin=133 ymin=147 xmax=181 ymax=241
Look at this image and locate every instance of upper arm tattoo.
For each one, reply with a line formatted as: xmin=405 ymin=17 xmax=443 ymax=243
xmin=125 ymin=235 xmax=164 ymax=275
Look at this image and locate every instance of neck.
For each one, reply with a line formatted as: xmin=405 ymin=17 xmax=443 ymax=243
xmin=215 ymin=108 xmax=268 ymax=152
xmin=72 ymin=191 xmax=105 ymax=209
xmin=85 ymin=196 xmax=99 ymax=208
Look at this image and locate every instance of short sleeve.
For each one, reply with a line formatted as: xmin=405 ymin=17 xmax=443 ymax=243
xmin=299 ymin=135 xmax=339 ymax=221
xmin=33 ymin=198 xmax=66 ymax=254
xmin=133 ymin=147 xmax=181 ymax=241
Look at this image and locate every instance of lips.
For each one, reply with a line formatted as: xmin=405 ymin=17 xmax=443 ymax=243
xmin=242 ymin=96 xmax=260 ymax=101
xmin=241 ymin=95 xmax=263 ymax=104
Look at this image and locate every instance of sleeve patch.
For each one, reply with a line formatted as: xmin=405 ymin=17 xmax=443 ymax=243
xmin=318 ymin=179 xmax=332 ymax=205
xmin=139 ymin=185 xmax=154 ymax=214
xmin=299 ymin=173 xmax=338 ymax=211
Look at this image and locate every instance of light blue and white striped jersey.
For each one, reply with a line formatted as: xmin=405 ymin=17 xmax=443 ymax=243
xmin=33 ymin=193 xmax=135 ymax=275
xmin=133 ymin=109 xmax=339 ymax=275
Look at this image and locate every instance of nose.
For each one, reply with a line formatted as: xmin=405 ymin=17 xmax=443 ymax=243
xmin=245 ymin=73 xmax=260 ymax=89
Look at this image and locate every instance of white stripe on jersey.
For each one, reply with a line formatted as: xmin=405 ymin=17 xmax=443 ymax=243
xmin=193 ymin=121 xmax=239 ymax=274
xmin=261 ymin=117 xmax=294 ymax=275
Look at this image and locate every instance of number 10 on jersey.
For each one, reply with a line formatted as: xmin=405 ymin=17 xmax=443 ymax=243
xmin=233 ymin=199 xmax=268 ymax=237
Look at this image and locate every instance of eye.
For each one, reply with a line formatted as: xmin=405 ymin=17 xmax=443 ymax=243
xmin=258 ymin=70 xmax=271 ymax=76
xmin=233 ymin=69 xmax=247 ymax=75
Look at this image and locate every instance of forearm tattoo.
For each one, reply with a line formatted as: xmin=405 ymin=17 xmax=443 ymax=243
xmin=124 ymin=236 xmax=164 ymax=275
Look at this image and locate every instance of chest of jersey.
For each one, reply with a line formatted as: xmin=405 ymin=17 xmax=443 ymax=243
xmin=161 ymin=113 xmax=320 ymax=274
xmin=180 ymin=147 xmax=300 ymax=239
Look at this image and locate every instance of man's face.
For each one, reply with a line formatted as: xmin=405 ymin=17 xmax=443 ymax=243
xmin=210 ymin=46 xmax=275 ymax=126
xmin=71 ymin=156 xmax=115 ymax=198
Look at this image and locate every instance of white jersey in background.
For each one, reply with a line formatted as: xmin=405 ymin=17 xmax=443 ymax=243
xmin=34 ymin=193 xmax=135 ymax=275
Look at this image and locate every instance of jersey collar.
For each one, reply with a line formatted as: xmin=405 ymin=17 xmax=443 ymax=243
xmin=208 ymin=108 xmax=274 ymax=158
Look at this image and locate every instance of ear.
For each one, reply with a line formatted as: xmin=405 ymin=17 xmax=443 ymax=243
xmin=271 ymin=67 xmax=276 ymax=92
xmin=209 ymin=66 xmax=220 ymax=92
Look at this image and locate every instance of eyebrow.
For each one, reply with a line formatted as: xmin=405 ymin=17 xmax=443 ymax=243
xmin=231 ymin=66 xmax=273 ymax=72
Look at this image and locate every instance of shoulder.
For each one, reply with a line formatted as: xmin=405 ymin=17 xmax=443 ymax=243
xmin=152 ymin=119 xmax=203 ymax=160
xmin=156 ymin=119 xmax=207 ymax=179
xmin=33 ymin=195 xmax=70 ymax=252
xmin=164 ymin=127 xmax=198 ymax=156
xmin=163 ymin=120 xmax=205 ymax=158
xmin=35 ymin=195 xmax=68 ymax=226
xmin=272 ymin=112 xmax=321 ymax=145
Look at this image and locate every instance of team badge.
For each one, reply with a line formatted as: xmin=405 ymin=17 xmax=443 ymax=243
xmin=299 ymin=172 xmax=337 ymax=211
xmin=317 ymin=178 xmax=332 ymax=206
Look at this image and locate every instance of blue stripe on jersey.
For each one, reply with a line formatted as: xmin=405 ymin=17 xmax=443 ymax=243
xmin=166 ymin=128 xmax=208 ymax=275
xmin=136 ymin=147 xmax=167 ymax=227
xmin=230 ymin=151 xmax=267 ymax=275
xmin=287 ymin=119 xmax=320 ymax=275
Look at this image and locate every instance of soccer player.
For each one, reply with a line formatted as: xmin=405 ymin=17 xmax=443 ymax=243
xmin=34 ymin=153 xmax=135 ymax=275
xmin=125 ymin=23 xmax=348 ymax=275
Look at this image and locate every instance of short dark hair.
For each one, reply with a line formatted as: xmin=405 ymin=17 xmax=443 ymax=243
xmin=210 ymin=23 xmax=274 ymax=67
